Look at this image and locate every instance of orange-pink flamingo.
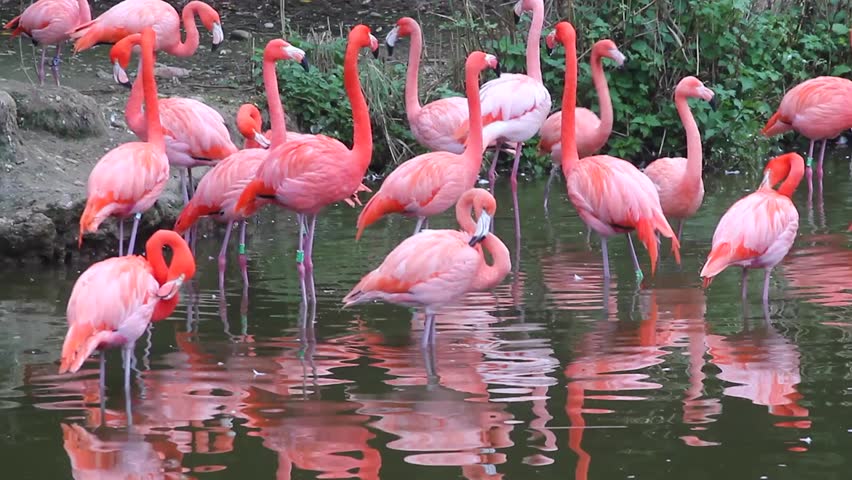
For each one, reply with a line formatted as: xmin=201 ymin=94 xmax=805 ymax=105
xmin=762 ymin=76 xmax=852 ymax=194
xmin=343 ymin=188 xmax=511 ymax=347
xmin=354 ymin=51 xmax=499 ymax=238
xmin=644 ymin=76 xmax=716 ymax=241
xmin=60 ymin=229 xmax=196 ymax=394
xmin=236 ymin=103 xmax=271 ymax=149
xmin=79 ymin=28 xmax=169 ymax=256
xmin=108 ymin=33 xmax=238 ymax=204
xmin=553 ymin=21 xmax=680 ymax=283
xmin=539 ymin=37 xmax=626 ymax=210
xmin=3 ymin=0 xmax=91 ymax=85
xmin=172 ymin=40 xmax=306 ymax=288
xmin=700 ymin=152 xmax=805 ymax=303
xmin=235 ymin=25 xmax=379 ymax=304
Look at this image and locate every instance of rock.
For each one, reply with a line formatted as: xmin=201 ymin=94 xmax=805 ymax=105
xmin=0 ymin=212 xmax=58 ymax=262
xmin=154 ymin=65 xmax=191 ymax=80
xmin=0 ymin=91 xmax=18 ymax=162
xmin=0 ymin=79 xmax=106 ymax=138
xmin=230 ymin=29 xmax=252 ymax=41
xmin=264 ymin=22 xmax=274 ymax=29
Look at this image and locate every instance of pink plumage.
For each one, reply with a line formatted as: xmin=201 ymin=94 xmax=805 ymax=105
xmin=4 ymin=0 xmax=90 ymax=46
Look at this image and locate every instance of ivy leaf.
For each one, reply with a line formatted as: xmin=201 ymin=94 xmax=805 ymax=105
xmin=831 ymin=23 xmax=849 ymax=35
xmin=831 ymin=64 xmax=852 ymax=76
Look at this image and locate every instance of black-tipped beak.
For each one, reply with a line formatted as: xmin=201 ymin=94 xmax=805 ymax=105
xmin=618 ymin=57 xmax=628 ymax=70
xmin=546 ymin=45 xmax=553 ymax=56
xmin=372 ymin=48 xmax=380 ymax=59
xmin=211 ymin=41 xmax=221 ymax=52
xmin=709 ymin=96 xmax=718 ymax=111
xmin=469 ymin=235 xmax=485 ymax=247
xmin=121 ymin=80 xmax=132 ymax=89
xmin=513 ymin=12 xmax=521 ymax=25
xmin=494 ymin=61 xmax=502 ymax=77
xmin=387 ymin=45 xmax=394 ymax=56
xmin=300 ymin=57 xmax=310 ymax=72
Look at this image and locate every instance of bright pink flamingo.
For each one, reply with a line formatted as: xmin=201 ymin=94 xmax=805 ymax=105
xmin=343 ymin=188 xmax=511 ymax=347
xmin=60 ymin=229 xmax=196 ymax=394
xmin=69 ymin=0 xmax=223 ymax=78
xmin=700 ymin=152 xmax=805 ymax=304
xmin=171 ymin=39 xmax=307 ymax=288
xmin=643 ymin=76 xmax=716 ymax=241
xmin=235 ymin=25 xmax=380 ymax=303
xmin=386 ymin=16 xmax=470 ymax=154
xmin=354 ymin=51 xmax=499 ymax=238
xmin=455 ymin=0 xmax=551 ymax=197
xmin=109 ymin=34 xmax=238 ymax=204
xmin=3 ymin=0 xmax=91 ymax=85
xmin=539 ymin=37 xmax=626 ymax=210
xmin=79 ymin=28 xmax=169 ymax=256
xmin=762 ymin=76 xmax=852 ymax=194
xmin=554 ymin=21 xmax=680 ymax=283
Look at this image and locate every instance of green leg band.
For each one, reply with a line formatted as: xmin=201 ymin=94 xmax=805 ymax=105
xmin=635 ymin=268 xmax=644 ymax=284
xmin=296 ymin=249 xmax=305 ymax=263
xmin=806 ymin=156 xmax=813 ymax=168
xmin=238 ymin=243 xmax=246 ymax=255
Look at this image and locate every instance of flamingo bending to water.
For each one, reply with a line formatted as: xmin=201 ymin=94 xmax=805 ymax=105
xmin=644 ymin=76 xmax=716 ymax=241
xmin=60 ymin=229 xmax=195 ymax=394
xmin=539 ymin=37 xmax=626 ymax=210
xmin=700 ymin=153 xmax=805 ymax=304
xmin=344 ymin=188 xmax=511 ymax=347
xmin=235 ymin=25 xmax=380 ymax=304
xmin=354 ymin=51 xmax=499 ymax=238
xmin=3 ymin=0 xmax=91 ymax=85
xmin=553 ymin=21 xmax=680 ymax=283
xmin=79 ymin=28 xmax=169 ymax=256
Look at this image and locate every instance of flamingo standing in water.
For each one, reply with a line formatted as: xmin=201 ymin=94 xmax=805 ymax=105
xmin=79 ymin=29 xmax=169 ymax=256
xmin=762 ymin=76 xmax=852 ymax=195
xmin=108 ymin=33 xmax=237 ymax=204
xmin=539 ymin=37 xmax=626 ymax=210
xmin=700 ymin=152 xmax=805 ymax=304
xmin=3 ymin=0 xmax=91 ymax=85
xmin=354 ymin=51 xmax=499 ymax=238
xmin=553 ymin=21 xmax=680 ymax=283
xmin=644 ymin=76 xmax=716 ymax=241
xmin=235 ymin=25 xmax=379 ymax=304
xmin=343 ymin=188 xmax=511 ymax=347
xmin=62 ymin=227 xmax=195 ymax=394
xmin=174 ymin=39 xmax=309 ymax=289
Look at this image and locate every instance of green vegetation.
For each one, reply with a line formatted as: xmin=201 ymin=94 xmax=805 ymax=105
xmin=254 ymin=0 xmax=852 ymax=176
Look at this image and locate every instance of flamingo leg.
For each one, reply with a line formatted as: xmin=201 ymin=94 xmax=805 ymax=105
xmin=600 ymin=236 xmax=611 ymax=279
xmin=218 ymin=221 xmax=234 ymax=291
xmin=510 ymin=142 xmax=523 ymax=194
xmin=122 ymin=345 xmax=133 ymax=394
xmin=421 ymin=309 xmax=437 ymax=348
xmin=762 ymin=268 xmax=772 ymax=305
xmin=422 ymin=218 xmax=429 ymax=230
xmin=543 ymin=164 xmax=559 ymax=212
xmin=37 ymin=48 xmax=46 ymax=85
xmin=513 ymin=177 xmax=522 ymax=255
xmin=626 ymin=233 xmax=644 ymax=284
xmin=676 ymin=219 xmax=684 ymax=242
xmin=296 ymin=214 xmax=307 ymax=306
xmin=304 ymin=214 xmax=317 ymax=303
xmin=179 ymin=169 xmax=190 ymax=204
xmin=118 ymin=219 xmax=125 ymax=256
xmin=50 ymin=43 xmax=61 ymax=87
xmin=238 ymin=220 xmax=249 ymax=287
xmin=817 ymin=139 xmax=827 ymax=190
xmin=186 ymin=167 xmax=195 ymax=200
xmin=488 ymin=144 xmax=501 ymax=193
xmin=99 ymin=351 xmax=106 ymax=403
xmin=741 ymin=268 xmax=749 ymax=302
xmin=126 ymin=212 xmax=142 ymax=255
xmin=414 ymin=217 xmax=425 ymax=234
xmin=805 ymin=139 xmax=814 ymax=203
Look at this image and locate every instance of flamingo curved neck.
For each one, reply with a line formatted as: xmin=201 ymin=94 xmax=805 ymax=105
xmin=344 ymin=40 xmax=373 ymax=166
xmin=125 ymin=56 xmax=146 ymax=139
xmin=77 ymin=0 xmax=92 ymax=23
xmin=168 ymin=2 xmax=202 ymax=56
xmin=141 ymin=32 xmax=164 ymax=149
xmin=471 ymin=235 xmax=511 ymax=291
xmin=560 ymin=32 xmax=580 ymax=175
xmin=675 ymin=91 xmax=703 ymax=193
xmin=404 ymin=24 xmax=424 ymax=122
xmin=589 ymin=50 xmax=614 ymax=149
xmin=525 ymin=1 xmax=545 ymax=83
xmin=462 ymin=60 xmax=484 ymax=162
xmin=263 ymin=55 xmax=288 ymax=146
xmin=778 ymin=159 xmax=804 ymax=197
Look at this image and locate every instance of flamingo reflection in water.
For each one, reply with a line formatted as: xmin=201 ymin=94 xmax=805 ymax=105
xmin=783 ymin=232 xmax=852 ymax=309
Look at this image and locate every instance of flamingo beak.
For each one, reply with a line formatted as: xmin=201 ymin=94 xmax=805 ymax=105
xmin=254 ymin=130 xmax=271 ymax=149
xmin=469 ymin=212 xmax=492 ymax=246
xmin=708 ymin=95 xmax=718 ymax=111
xmin=211 ymin=23 xmax=224 ymax=51
xmin=157 ymin=274 xmax=186 ymax=301
xmin=114 ymin=61 xmax=131 ymax=88
xmin=385 ymin=26 xmax=399 ymax=57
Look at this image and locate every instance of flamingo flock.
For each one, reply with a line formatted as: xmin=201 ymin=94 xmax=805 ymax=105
xmin=1 ymin=0 xmax=842 ymax=398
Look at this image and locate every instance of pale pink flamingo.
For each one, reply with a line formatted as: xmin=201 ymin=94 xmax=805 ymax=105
xmin=553 ymin=21 xmax=680 ymax=283
xmin=354 ymin=51 xmax=499 ymax=238
xmin=171 ymin=40 xmax=305 ymax=284
xmin=540 ymin=37 xmax=626 ymax=210
xmin=60 ymin=229 xmax=196 ymax=394
xmin=3 ymin=0 xmax=91 ymax=85
xmin=79 ymin=28 xmax=169 ymax=256
xmin=235 ymin=25 xmax=380 ymax=304
xmin=109 ymin=34 xmax=238 ymax=204
xmin=386 ymin=16 xmax=470 ymax=154
xmin=69 ymin=0 xmax=223 ymax=79
xmin=455 ymin=0 xmax=552 ymax=197
xmin=762 ymin=76 xmax=852 ymax=194
xmin=700 ymin=152 xmax=805 ymax=303
xmin=643 ymin=76 xmax=716 ymax=241
xmin=343 ymin=188 xmax=511 ymax=347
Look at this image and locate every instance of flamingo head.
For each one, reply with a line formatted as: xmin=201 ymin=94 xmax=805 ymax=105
xmin=464 ymin=189 xmax=497 ymax=246
xmin=386 ymin=17 xmax=418 ymax=56
xmin=513 ymin=0 xmax=539 ymax=23
xmin=676 ymin=76 xmax=717 ymax=111
xmin=545 ymin=31 xmax=557 ymax=55
xmin=552 ymin=22 xmax=576 ymax=50
xmin=263 ymin=39 xmax=309 ymax=71
xmin=349 ymin=25 xmax=380 ymax=59
xmin=237 ymin=104 xmax=271 ymax=149
xmin=194 ymin=2 xmax=224 ymax=51
xmin=109 ymin=33 xmax=142 ymax=87
xmin=593 ymin=39 xmax=627 ymax=68
xmin=760 ymin=153 xmax=803 ymax=190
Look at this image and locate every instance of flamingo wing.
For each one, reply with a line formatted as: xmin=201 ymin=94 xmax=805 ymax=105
xmin=193 ymin=149 xmax=266 ymax=219
xmin=12 ymin=0 xmax=83 ymax=45
xmin=411 ymin=96 xmax=469 ymax=154
xmin=70 ymin=0 xmax=179 ymax=52
xmin=158 ymin=98 xmax=237 ymax=163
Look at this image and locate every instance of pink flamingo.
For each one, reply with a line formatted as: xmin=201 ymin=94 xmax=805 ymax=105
xmin=386 ymin=16 xmax=470 ymax=154
xmin=3 ymin=0 xmax=91 ymax=86
xmin=343 ymin=188 xmax=511 ymax=347
xmin=354 ymin=51 xmax=499 ymax=238
xmin=762 ymin=76 xmax=852 ymax=194
xmin=109 ymin=34 xmax=238 ymax=204
xmin=172 ymin=38 xmax=307 ymax=288
xmin=643 ymin=76 xmax=716 ymax=241
xmin=69 ymin=0 xmax=223 ymax=78
xmin=60 ymin=229 xmax=196 ymax=394
xmin=700 ymin=152 xmax=805 ymax=304
xmin=553 ymin=21 xmax=680 ymax=283
xmin=235 ymin=25 xmax=380 ymax=304
xmin=79 ymin=28 xmax=169 ymax=256
xmin=455 ymin=0 xmax=551 ymax=197
xmin=539 ymin=37 xmax=626 ymax=210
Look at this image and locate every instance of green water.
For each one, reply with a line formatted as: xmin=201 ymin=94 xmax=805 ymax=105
xmin=2 ymin=153 xmax=852 ymax=479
